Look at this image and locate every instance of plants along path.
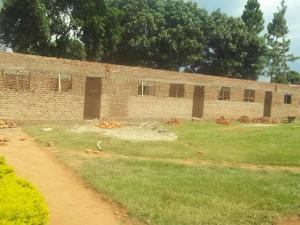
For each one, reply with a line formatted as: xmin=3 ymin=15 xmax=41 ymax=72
xmin=0 ymin=128 xmax=122 ymax=225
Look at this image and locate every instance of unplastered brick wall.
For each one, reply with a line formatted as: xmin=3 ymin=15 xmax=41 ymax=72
xmin=272 ymin=86 xmax=300 ymax=118
xmin=1 ymin=52 xmax=300 ymax=120
xmin=126 ymin=82 xmax=194 ymax=119
xmin=202 ymin=86 xmax=266 ymax=119
xmin=0 ymin=71 xmax=84 ymax=120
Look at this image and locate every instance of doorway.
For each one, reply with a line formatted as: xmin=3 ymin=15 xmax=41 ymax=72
xmin=263 ymin=91 xmax=273 ymax=117
xmin=192 ymin=86 xmax=205 ymax=118
xmin=84 ymin=77 xmax=102 ymax=120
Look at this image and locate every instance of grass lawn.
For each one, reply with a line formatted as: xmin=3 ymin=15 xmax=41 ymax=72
xmin=23 ymin=121 xmax=300 ymax=225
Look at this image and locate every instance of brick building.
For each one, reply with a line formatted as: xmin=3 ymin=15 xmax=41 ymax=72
xmin=0 ymin=52 xmax=299 ymax=121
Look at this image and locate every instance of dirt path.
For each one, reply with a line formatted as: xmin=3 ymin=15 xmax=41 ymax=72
xmin=74 ymin=151 xmax=300 ymax=174
xmin=0 ymin=128 xmax=123 ymax=225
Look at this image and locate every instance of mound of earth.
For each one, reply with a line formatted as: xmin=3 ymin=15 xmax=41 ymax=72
xmin=70 ymin=123 xmax=177 ymax=142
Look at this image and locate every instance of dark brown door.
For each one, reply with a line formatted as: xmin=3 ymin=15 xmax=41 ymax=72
xmin=263 ymin=91 xmax=273 ymax=117
xmin=84 ymin=77 xmax=102 ymax=119
xmin=192 ymin=86 xmax=205 ymax=118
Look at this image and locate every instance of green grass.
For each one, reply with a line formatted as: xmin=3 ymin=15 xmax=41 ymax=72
xmin=80 ymin=159 xmax=300 ymax=225
xmin=22 ymin=121 xmax=300 ymax=225
xmin=24 ymin=122 xmax=300 ymax=166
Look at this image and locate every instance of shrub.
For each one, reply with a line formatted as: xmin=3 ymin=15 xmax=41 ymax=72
xmin=0 ymin=157 xmax=48 ymax=225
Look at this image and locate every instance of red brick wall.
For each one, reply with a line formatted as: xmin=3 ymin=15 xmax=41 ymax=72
xmin=0 ymin=71 xmax=84 ymax=120
xmin=0 ymin=52 xmax=299 ymax=121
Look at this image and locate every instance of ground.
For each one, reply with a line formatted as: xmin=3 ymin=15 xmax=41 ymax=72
xmin=0 ymin=128 xmax=129 ymax=225
xmin=1 ymin=121 xmax=300 ymax=225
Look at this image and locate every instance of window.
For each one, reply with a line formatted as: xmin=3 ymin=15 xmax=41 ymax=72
xmin=218 ymin=87 xmax=231 ymax=101
xmin=3 ymin=74 xmax=30 ymax=91
xmin=284 ymin=94 xmax=292 ymax=104
xmin=138 ymin=81 xmax=155 ymax=96
xmin=169 ymin=84 xmax=185 ymax=98
xmin=53 ymin=74 xmax=72 ymax=92
xmin=244 ymin=89 xmax=255 ymax=102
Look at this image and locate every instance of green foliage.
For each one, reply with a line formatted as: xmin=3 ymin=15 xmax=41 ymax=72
xmin=71 ymin=0 xmax=122 ymax=61
xmin=0 ymin=156 xmax=48 ymax=225
xmin=273 ymin=70 xmax=300 ymax=84
xmin=111 ymin=0 xmax=208 ymax=70
xmin=266 ymin=0 xmax=299 ymax=83
xmin=0 ymin=0 xmax=50 ymax=54
xmin=191 ymin=10 xmax=267 ymax=80
xmin=241 ymin=0 xmax=264 ymax=34
xmin=2 ymin=0 xmax=298 ymax=81
xmin=57 ymin=39 xmax=86 ymax=60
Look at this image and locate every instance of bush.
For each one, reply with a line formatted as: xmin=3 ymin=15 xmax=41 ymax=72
xmin=0 ymin=157 xmax=48 ymax=225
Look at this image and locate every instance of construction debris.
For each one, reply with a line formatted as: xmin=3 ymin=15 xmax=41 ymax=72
xmin=0 ymin=120 xmax=17 ymax=129
xmin=166 ymin=118 xmax=181 ymax=126
xmin=97 ymin=121 xmax=121 ymax=129
xmin=216 ymin=116 xmax=230 ymax=125
xmin=238 ymin=116 xmax=251 ymax=123
xmin=96 ymin=141 xmax=103 ymax=151
xmin=42 ymin=128 xmax=53 ymax=132
xmin=19 ymin=137 xmax=27 ymax=141
xmin=238 ymin=116 xmax=278 ymax=124
xmin=85 ymin=149 xmax=102 ymax=155
xmin=0 ymin=138 xmax=9 ymax=146
xmin=251 ymin=117 xmax=278 ymax=124
xmin=47 ymin=142 xmax=54 ymax=147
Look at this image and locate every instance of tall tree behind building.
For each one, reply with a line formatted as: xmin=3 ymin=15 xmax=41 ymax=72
xmin=266 ymin=0 xmax=299 ymax=83
xmin=240 ymin=0 xmax=266 ymax=80
xmin=191 ymin=10 xmax=266 ymax=80
xmin=241 ymin=0 xmax=264 ymax=34
xmin=0 ymin=0 xmax=50 ymax=54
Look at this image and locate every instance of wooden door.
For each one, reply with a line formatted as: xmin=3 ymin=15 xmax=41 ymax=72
xmin=263 ymin=91 xmax=273 ymax=117
xmin=192 ymin=86 xmax=205 ymax=118
xmin=84 ymin=77 xmax=102 ymax=119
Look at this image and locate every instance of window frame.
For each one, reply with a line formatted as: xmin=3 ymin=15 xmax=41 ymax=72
xmin=169 ymin=83 xmax=185 ymax=98
xmin=218 ymin=87 xmax=231 ymax=101
xmin=138 ymin=81 xmax=155 ymax=96
xmin=244 ymin=89 xmax=255 ymax=102
xmin=284 ymin=94 xmax=292 ymax=105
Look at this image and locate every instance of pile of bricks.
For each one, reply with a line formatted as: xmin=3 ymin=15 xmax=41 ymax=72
xmin=97 ymin=121 xmax=121 ymax=129
xmin=251 ymin=117 xmax=278 ymax=124
xmin=166 ymin=118 xmax=181 ymax=126
xmin=0 ymin=120 xmax=17 ymax=129
xmin=238 ymin=116 xmax=251 ymax=123
xmin=216 ymin=116 xmax=230 ymax=125
xmin=0 ymin=138 xmax=9 ymax=146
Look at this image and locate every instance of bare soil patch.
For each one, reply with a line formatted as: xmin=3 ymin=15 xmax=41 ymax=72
xmin=0 ymin=128 xmax=128 ymax=225
xmin=66 ymin=150 xmax=300 ymax=174
xmin=70 ymin=122 xmax=177 ymax=141
xmin=277 ymin=216 xmax=300 ymax=225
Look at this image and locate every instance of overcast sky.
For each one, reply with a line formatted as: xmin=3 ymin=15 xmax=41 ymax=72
xmin=194 ymin=0 xmax=300 ymax=71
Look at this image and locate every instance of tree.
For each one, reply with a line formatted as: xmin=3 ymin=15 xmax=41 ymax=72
xmin=109 ymin=0 xmax=164 ymax=67
xmin=191 ymin=10 xmax=266 ymax=80
xmin=110 ymin=0 xmax=208 ymax=71
xmin=157 ymin=0 xmax=209 ymax=70
xmin=241 ymin=0 xmax=264 ymax=34
xmin=0 ymin=0 xmax=50 ymax=54
xmin=56 ymin=39 xmax=86 ymax=60
xmin=240 ymin=0 xmax=267 ymax=80
xmin=70 ymin=0 xmax=122 ymax=61
xmin=273 ymin=70 xmax=300 ymax=84
xmin=266 ymin=0 xmax=299 ymax=83
xmin=43 ymin=0 xmax=82 ymax=58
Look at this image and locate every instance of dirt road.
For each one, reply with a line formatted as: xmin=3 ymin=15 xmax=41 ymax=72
xmin=0 ymin=128 xmax=122 ymax=225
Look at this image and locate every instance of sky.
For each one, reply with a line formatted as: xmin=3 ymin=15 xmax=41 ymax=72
xmin=194 ymin=0 xmax=300 ymax=71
